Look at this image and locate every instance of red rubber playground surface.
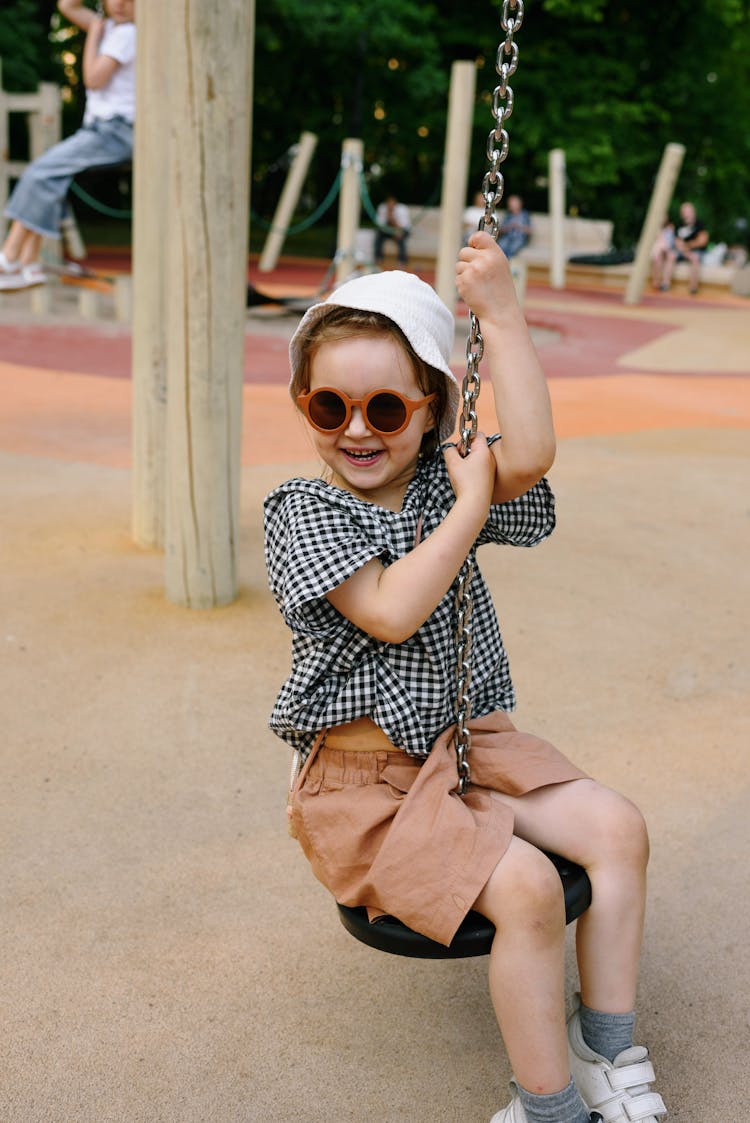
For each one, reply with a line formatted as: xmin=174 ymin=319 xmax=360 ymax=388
xmin=0 ymin=256 xmax=748 ymax=468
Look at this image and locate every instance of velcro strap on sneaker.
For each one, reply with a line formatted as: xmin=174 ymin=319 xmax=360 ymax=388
xmin=607 ymin=1059 xmax=655 ymax=1092
xmin=622 ymin=1092 xmax=667 ymax=1120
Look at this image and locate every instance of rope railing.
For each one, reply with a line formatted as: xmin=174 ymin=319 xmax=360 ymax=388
xmin=357 ymin=170 xmax=442 ymax=234
xmin=69 ymin=179 xmax=132 ymax=219
xmin=250 ymin=169 xmax=343 ymax=235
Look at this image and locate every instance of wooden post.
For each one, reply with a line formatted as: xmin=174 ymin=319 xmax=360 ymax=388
xmin=624 ymin=142 xmax=686 ymax=306
xmin=114 ymin=274 xmax=132 ymax=323
xmin=164 ymin=0 xmax=254 ymax=608
xmin=30 ymin=82 xmax=62 ymax=266
xmin=28 ymin=82 xmax=61 ymax=159
xmin=131 ymin=0 xmax=170 ymax=548
xmin=549 ymin=148 xmax=566 ymax=289
xmin=436 ymin=60 xmax=476 ymax=310
xmin=0 ymin=64 xmax=62 ymax=242
xmin=258 ymin=130 xmax=318 ymax=273
xmin=335 ymin=138 xmax=363 ymax=286
xmin=30 ymin=284 xmax=51 ymax=316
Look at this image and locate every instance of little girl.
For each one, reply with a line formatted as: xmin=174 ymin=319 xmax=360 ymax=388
xmin=0 ymin=0 xmax=136 ymax=291
xmin=265 ymin=232 xmax=667 ymax=1123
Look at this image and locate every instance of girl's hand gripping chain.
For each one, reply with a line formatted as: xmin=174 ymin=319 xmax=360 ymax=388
xmin=326 ymin=439 xmax=495 ymax=646
xmin=456 ymin=232 xmax=556 ymax=504
xmin=442 ymin=430 xmax=496 ymax=517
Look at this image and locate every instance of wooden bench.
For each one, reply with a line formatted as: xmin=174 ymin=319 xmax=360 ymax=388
xmin=355 ymin=208 xmax=614 ymax=264
xmin=355 ymin=208 xmax=744 ymax=294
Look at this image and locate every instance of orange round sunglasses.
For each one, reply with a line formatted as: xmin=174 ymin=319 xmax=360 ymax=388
xmin=296 ymin=386 xmax=437 ymax=436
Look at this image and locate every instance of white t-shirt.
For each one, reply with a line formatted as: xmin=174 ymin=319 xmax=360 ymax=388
xmin=376 ymin=201 xmax=411 ymax=232
xmin=83 ymin=20 xmax=137 ymax=125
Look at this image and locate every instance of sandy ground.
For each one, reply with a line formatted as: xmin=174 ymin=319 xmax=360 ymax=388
xmin=1 ymin=278 xmax=749 ymax=1121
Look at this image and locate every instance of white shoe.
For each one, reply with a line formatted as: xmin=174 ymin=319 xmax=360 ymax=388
xmin=0 ymin=250 xmax=21 ymax=288
xmin=489 ymin=1084 xmax=528 ymax=1123
xmin=567 ymin=997 xmax=667 ymax=1121
xmin=20 ymin=263 xmax=47 ymax=287
xmin=490 ymin=1081 xmax=604 ymax=1123
xmin=0 ymin=261 xmax=47 ymax=290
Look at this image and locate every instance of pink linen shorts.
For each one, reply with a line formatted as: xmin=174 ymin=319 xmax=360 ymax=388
xmin=290 ymin=710 xmax=587 ymax=946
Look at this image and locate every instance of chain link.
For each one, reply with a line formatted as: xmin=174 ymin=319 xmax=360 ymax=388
xmin=453 ymin=0 xmax=523 ymax=795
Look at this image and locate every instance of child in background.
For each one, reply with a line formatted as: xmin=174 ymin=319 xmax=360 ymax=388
xmin=265 ymin=232 xmax=666 ymax=1123
xmin=0 ymin=0 xmax=136 ymax=290
xmin=498 ymin=193 xmax=532 ymax=258
xmin=650 ymin=218 xmax=675 ymax=289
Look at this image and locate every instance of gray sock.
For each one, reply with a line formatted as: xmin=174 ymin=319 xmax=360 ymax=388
xmin=516 ymin=1078 xmax=590 ymax=1123
xmin=579 ymin=1002 xmax=635 ymax=1062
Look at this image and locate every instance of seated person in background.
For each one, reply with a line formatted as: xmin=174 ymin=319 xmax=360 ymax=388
xmin=374 ymin=194 xmax=411 ymax=266
xmin=498 ymin=194 xmax=532 ymax=258
xmin=650 ymin=218 xmax=675 ymax=288
xmin=462 ymin=191 xmax=486 ymax=245
xmin=656 ymin=201 xmax=709 ymax=294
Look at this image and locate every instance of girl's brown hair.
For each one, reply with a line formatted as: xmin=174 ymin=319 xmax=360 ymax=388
xmin=291 ymin=306 xmax=449 ymax=458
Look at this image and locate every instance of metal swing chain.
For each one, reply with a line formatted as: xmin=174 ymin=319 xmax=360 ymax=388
xmin=453 ymin=0 xmax=524 ymax=795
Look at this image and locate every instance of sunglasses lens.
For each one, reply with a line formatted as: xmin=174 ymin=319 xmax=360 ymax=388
xmin=367 ymin=392 xmax=407 ymax=433
xmin=308 ymin=390 xmax=347 ymax=431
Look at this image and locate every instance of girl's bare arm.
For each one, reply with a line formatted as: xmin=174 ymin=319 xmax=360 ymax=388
xmin=456 ymin=232 xmax=556 ymax=504
xmin=82 ymin=16 xmax=121 ymax=89
xmin=326 ymin=437 xmax=495 ymax=643
xmin=57 ymin=0 xmax=97 ymax=33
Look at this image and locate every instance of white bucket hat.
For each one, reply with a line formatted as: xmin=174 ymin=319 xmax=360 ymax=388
xmin=289 ymin=270 xmax=460 ymax=441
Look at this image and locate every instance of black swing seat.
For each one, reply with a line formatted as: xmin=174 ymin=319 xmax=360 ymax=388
xmin=336 ymin=852 xmax=591 ymax=959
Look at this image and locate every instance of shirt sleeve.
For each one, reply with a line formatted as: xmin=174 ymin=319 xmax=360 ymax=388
xmin=477 ymin=477 xmax=556 ymax=547
xmin=101 ymin=24 xmax=137 ymax=65
xmin=431 ymin=438 xmax=555 ymax=548
xmin=264 ymin=483 xmax=388 ymax=637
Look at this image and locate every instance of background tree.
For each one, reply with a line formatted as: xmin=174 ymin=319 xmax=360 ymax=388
xmin=253 ymin=0 xmax=750 ymax=245
xmin=2 ymin=0 xmax=749 ymax=246
xmin=0 ymin=0 xmax=60 ymax=91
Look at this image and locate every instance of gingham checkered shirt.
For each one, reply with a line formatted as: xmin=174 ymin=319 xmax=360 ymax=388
xmin=264 ymin=440 xmax=555 ymax=760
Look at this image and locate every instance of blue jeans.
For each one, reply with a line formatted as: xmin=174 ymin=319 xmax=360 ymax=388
xmin=498 ymin=230 xmax=529 ymax=258
xmin=5 ymin=116 xmax=134 ymax=239
xmin=374 ymin=228 xmax=410 ymax=264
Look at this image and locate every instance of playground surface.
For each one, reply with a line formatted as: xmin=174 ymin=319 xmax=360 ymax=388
xmin=1 ymin=259 xmax=749 ymax=1121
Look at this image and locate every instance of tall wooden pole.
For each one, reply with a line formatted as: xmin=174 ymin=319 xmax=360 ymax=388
xmin=549 ymin=148 xmax=566 ymax=290
xmin=131 ymin=0 xmax=169 ymax=548
xmin=436 ymin=61 xmax=476 ymax=310
xmin=164 ymin=0 xmax=254 ymax=608
xmin=258 ymin=131 xmax=318 ymax=273
xmin=624 ymin=143 xmax=685 ymax=306
xmin=335 ymin=138 xmax=363 ymax=286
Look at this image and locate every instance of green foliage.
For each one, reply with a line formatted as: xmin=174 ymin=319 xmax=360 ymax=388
xmin=0 ymin=1 xmax=61 ymax=90
xmin=253 ymin=0 xmax=448 ymax=219
xmin=3 ymin=0 xmax=749 ymax=248
xmin=252 ymin=0 xmax=750 ymax=246
xmin=538 ymin=0 xmax=606 ymax=19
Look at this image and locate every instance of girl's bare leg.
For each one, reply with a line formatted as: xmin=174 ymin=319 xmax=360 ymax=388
xmin=473 ymin=836 xmax=570 ymax=1094
xmin=661 ymin=249 xmax=677 ymax=289
xmin=688 ymin=251 xmax=701 ymax=292
xmin=19 ymin=231 xmax=42 ymax=266
xmin=492 ymin=778 xmax=649 ymax=1013
xmin=2 ymin=220 xmax=32 ymax=262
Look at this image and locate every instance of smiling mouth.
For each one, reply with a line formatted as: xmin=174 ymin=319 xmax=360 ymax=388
xmin=343 ymin=449 xmax=382 ymax=464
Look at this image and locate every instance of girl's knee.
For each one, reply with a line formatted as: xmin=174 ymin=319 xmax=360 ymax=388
xmin=588 ymin=785 xmax=650 ymax=870
xmin=478 ymin=841 xmax=565 ymax=936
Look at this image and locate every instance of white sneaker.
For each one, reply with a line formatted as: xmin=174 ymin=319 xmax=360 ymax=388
xmin=20 ymin=263 xmax=47 ymax=287
xmin=0 ymin=251 xmax=21 ymax=288
xmin=567 ymin=997 xmax=667 ymax=1121
xmin=489 ymin=1082 xmax=604 ymax=1122
xmin=489 ymin=1084 xmax=528 ymax=1123
xmin=0 ymin=261 xmax=47 ymax=290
